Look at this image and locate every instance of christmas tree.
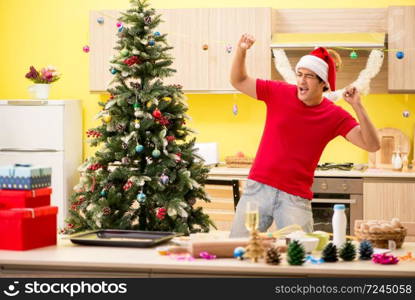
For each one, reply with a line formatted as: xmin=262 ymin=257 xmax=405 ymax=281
xmin=339 ymin=240 xmax=356 ymax=261
xmin=287 ymin=240 xmax=306 ymax=266
xmin=322 ymin=242 xmax=338 ymax=262
xmin=64 ymin=0 xmax=214 ymax=235
xmin=244 ymin=230 xmax=265 ymax=263
xmin=359 ymin=240 xmax=374 ymax=260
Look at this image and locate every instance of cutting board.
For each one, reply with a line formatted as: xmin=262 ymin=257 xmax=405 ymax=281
xmin=369 ymin=128 xmax=410 ymax=169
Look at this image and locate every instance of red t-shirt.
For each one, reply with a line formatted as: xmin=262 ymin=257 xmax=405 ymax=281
xmin=248 ymin=79 xmax=359 ymax=200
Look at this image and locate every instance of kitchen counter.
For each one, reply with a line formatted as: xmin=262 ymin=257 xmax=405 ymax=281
xmin=209 ymin=167 xmax=415 ymax=179
xmin=1 ymin=237 xmax=414 ymax=278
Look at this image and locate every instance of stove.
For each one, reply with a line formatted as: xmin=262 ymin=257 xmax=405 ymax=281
xmin=317 ymin=162 xmax=354 ymax=171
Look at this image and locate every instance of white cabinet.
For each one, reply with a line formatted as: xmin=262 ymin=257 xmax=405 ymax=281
xmin=0 ymin=100 xmax=82 ymax=228
xmin=0 ymin=104 xmax=64 ymax=150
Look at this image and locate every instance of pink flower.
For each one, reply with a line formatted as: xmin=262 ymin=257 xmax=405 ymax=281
xmin=26 ymin=65 xmax=60 ymax=83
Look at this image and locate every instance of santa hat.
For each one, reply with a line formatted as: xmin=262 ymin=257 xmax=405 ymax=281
xmin=295 ymin=47 xmax=336 ymax=91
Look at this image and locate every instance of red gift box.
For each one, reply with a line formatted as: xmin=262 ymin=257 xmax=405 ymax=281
xmin=0 ymin=206 xmax=58 ymax=250
xmin=0 ymin=188 xmax=51 ymax=209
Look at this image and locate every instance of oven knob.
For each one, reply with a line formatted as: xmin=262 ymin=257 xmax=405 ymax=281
xmin=342 ymin=183 xmax=348 ymax=191
xmin=321 ymin=182 xmax=328 ymax=190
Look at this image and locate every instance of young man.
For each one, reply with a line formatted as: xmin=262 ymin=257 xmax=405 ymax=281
xmin=229 ymin=34 xmax=380 ymax=237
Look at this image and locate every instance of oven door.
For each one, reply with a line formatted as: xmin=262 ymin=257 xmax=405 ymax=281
xmin=311 ymin=194 xmax=362 ymax=235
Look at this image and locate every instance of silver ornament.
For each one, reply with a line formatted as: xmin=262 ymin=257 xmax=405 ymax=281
xmin=135 ymin=122 xmax=140 ymax=129
xmin=134 ymin=110 xmax=142 ymax=117
xmin=232 ymin=104 xmax=238 ymax=116
xmin=97 ymin=17 xmax=105 ymax=24
xmin=402 ymin=110 xmax=410 ymax=118
xmin=121 ymin=71 xmax=129 ymax=77
xmin=160 ymin=173 xmax=169 ymax=184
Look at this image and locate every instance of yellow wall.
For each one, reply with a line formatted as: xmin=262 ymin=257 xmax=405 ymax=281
xmin=1 ymin=0 xmax=415 ymax=164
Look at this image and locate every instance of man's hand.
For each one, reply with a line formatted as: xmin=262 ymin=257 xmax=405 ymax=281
xmin=342 ymin=86 xmax=360 ymax=106
xmin=238 ymin=34 xmax=256 ymax=50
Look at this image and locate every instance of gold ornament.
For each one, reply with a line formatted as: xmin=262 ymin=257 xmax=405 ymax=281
xmin=163 ymin=96 xmax=172 ymax=102
xmin=146 ymin=101 xmax=152 ymax=109
xmin=103 ymin=114 xmax=112 ymax=123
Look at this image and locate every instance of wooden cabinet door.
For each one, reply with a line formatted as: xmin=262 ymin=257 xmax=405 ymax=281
xmin=363 ymin=178 xmax=415 ymax=222
xmin=157 ymin=9 xmax=209 ymax=91
xmin=208 ymin=8 xmax=271 ymax=91
xmin=388 ymin=6 xmax=415 ymax=93
xmin=89 ymin=8 xmax=270 ymax=92
xmin=89 ymin=10 xmax=120 ymax=92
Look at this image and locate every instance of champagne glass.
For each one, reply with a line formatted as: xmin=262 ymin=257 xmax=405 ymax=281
xmin=245 ymin=200 xmax=259 ymax=232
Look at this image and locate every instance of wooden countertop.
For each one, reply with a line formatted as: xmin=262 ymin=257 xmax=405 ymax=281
xmin=209 ymin=167 xmax=415 ymax=179
xmin=1 ymin=236 xmax=414 ymax=277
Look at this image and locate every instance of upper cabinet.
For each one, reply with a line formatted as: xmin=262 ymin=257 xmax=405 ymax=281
xmin=388 ymin=6 xmax=415 ymax=93
xmin=89 ymin=8 xmax=271 ymax=92
xmin=156 ymin=9 xmax=209 ymax=90
xmin=207 ymin=8 xmax=271 ymax=91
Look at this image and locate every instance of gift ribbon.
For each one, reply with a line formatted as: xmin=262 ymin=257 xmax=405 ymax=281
xmin=11 ymin=208 xmax=35 ymax=218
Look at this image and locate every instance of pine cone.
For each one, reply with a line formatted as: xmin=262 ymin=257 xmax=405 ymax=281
xmin=102 ymin=207 xmax=111 ymax=216
xmin=322 ymin=242 xmax=338 ymax=262
xmin=359 ymin=240 xmax=374 ymax=260
xmin=287 ymin=240 xmax=306 ymax=266
xmin=265 ymin=247 xmax=281 ymax=265
xmin=339 ymin=240 xmax=356 ymax=261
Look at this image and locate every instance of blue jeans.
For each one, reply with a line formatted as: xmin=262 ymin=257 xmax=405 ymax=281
xmin=230 ymin=179 xmax=314 ymax=237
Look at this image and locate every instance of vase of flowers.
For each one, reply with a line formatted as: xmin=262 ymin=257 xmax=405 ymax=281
xmin=25 ymin=66 xmax=60 ymax=99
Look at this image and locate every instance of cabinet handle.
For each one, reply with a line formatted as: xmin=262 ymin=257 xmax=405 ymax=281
xmin=202 ymin=44 xmax=208 ymax=51
xmin=0 ymin=148 xmax=59 ymax=152
xmin=312 ymin=198 xmax=356 ymax=204
xmin=342 ymin=183 xmax=348 ymax=191
xmin=321 ymin=182 xmax=328 ymax=190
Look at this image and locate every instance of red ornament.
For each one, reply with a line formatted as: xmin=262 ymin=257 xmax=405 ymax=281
xmin=87 ymin=163 xmax=103 ymax=171
xmin=157 ymin=116 xmax=170 ymax=126
xmin=124 ymin=56 xmax=140 ymax=66
xmin=156 ymin=207 xmax=167 ymax=220
xmin=109 ymin=94 xmax=114 ymax=99
xmin=123 ymin=180 xmax=133 ymax=191
xmin=166 ymin=136 xmax=175 ymax=142
xmin=103 ymin=207 xmax=111 ymax=216
xmin=152 ymin=108 xmax=162 ymax=118
xmin=176 ymin=152 xmax=182 ymax=162
xmin=86 ymin=129 xmax=102 ymax=138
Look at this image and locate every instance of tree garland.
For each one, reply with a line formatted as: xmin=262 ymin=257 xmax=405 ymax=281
xmin=272 ymin=49 xmax=384 ymax=102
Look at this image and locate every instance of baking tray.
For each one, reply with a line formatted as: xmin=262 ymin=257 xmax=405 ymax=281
xmin=69 ymin=229 xmax=183 ymax=248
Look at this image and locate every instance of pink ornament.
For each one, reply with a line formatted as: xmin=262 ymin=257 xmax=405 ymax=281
xmin=199 ymin=252 xmax=216 ymax=260
xmin=372 ymin=253 xmax=399 ymax=265
xmin=83 ymin=45 xmax=90 ymax=53
xmin=116 ymin=22 xmax=122 ymax=28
